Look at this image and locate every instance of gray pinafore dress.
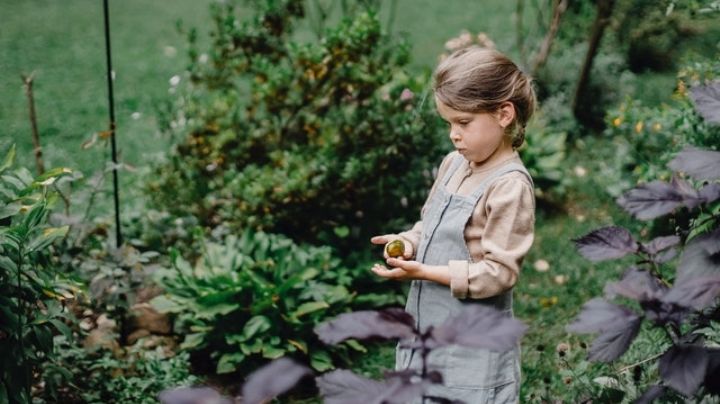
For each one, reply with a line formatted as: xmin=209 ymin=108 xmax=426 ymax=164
xmin=396 ymin=154 xmax=533 ymax=404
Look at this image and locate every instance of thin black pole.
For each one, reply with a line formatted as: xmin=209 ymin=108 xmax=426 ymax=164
xmin=103 ymin=0 xmax=123 ymax=247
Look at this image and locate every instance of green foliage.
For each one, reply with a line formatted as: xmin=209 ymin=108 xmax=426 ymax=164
xmin=40 ymin=336 xmax=199 ymax=404
xmin=0 ymin=145 xmax=80 ymax=404
xmin=147 ymin=0 xmax=448 ymax=253
xmin=150 ymin=230 xmax=370 ymax=375
xmin=601 ymin=55 xmax=720 ymax=196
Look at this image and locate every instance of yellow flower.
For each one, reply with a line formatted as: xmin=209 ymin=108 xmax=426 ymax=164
xmin=652 ymin=123 xmax=662 ymax=132
xmin=635 ymin=121 xmax=644 ymax=134
xmin=613 ymin=117 xmax=623 ymax=127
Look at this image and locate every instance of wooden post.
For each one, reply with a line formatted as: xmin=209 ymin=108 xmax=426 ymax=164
xmin=21 ymin=73 xmax=45 ymax=175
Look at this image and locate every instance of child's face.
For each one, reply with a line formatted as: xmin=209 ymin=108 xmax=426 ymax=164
xmin=435 ymin=98 xmax=514 ymax=165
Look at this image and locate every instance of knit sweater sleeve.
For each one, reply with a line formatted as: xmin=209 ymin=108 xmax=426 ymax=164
xmin=398 ymin=151 xmax=458 ymax=257
xmin=448 ymin=175 xmax=535 ymax=299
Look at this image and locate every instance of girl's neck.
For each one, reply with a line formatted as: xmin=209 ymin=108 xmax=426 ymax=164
xmin=468 ymin=143 xmax=517 ymax=171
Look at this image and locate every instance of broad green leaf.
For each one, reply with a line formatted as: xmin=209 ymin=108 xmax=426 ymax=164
xmin=0 ymin=202 xmax=21 ymax=220
xmin=150 ymin=295 xmax=183 ymax=314
xmin=333 ymin=226 xmax=350 ymax=238
xmin=344 ymin=339 xmax=367 ymax=353
xmin=243 ymin=315 xmax=271 ymax=340
xmin=310 ymin=350 xmax=334 ymax=372
xmin=48 ymin=319 xmax=72 ymax=340
xmin=291 ymin=301 xmax=329 ymax=318
xmin=180 ymin=333 xmax=206 ymax=350
xmin=0 ymin=256 xmax=17 ymax=273
xmin=262 ymin=345 xmax=286 ymax=359
xmin=22 ymin=202 xmax=47 ymax=230
xmin=217 ymin=352 xmax=245 ymax=374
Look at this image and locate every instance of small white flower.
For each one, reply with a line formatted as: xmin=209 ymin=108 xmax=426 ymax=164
xmin=554 ymin=275 xmax=566 ymax=285
xmin=400 ymin=197 xmax=408 ymax=207
xmin=164 ymin=46 xmax=177 ymax=57
xmin=131 ymin=112 xmax=141 ymax=120
xmin=574 ymin=166 xmax=587 ymax=177
xmin=199 ymin=53 xmax=209 ymax=64
xmin=169 ymin=75 xmax=181 ymax=87
xmin=534 ymin=259 xmax=550 ymax=272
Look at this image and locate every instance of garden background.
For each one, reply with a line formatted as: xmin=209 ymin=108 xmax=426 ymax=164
xmin=1 ymin=0 xmax=720 ymax=402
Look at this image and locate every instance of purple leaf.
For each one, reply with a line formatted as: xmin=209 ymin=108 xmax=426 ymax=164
xmin=641 ymin=235 xmax=680 ymax=255
xmin=315 ymin=308 xmax=416 ymax=345
xmin=159 ymin=387 xmax=232 ymax=404
xmin=587 ymin=316 xmax=642 ymax=362
xmin=699 ymin=183 xmax=720 ymax=203
xmin=617 ymin=181 xmax=684 ymax=220
xmin=241 ymin=358 xmax=312 ymax=404
xmin=567 ymin=298 xmax=641 ymax=334
xmin=676 ymin=228 xmax=720 ymax=285
xmin=317 ymin=370 xmax=425 ymax=404
xmin=659 ymin=344 xmax=709 ymax=397
xmin=689 ymin=81 xmax=720 ymax=124
xmin=668 ymin=146 xmax=720 ymax=181
xmin=431 ymin=305 xmax=527 ymax=351
xmin=663 ymin=276 xmax=720 ymax=310
xmin=604 ymin=267 xmax=666 ymax=302
xmin=634 ymin=385 xmax=666 ymax=404
xmin=573 ymin=226 xmax=639 ymax=262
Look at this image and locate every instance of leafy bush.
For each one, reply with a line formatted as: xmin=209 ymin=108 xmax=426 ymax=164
xmin=150 ymin=230 xmax=388 ymax=375
xmin=40 ymin=335 xmax=198 ymax=404
xmin=0 ymin=145 xmax=80 ymax=404
xmin=601 ymin=56 xmax=720 ymax=197
xmin=567 ymin=144 xmax=720 ymax=401
xmin=160 ymin=304 xmax=527 ymax=404
xmin=147 ymin=0 xmax=448 ymax=253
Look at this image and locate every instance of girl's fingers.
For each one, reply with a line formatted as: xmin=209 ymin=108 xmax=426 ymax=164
xmin=370 ymin=235 xmax=390 ymax=245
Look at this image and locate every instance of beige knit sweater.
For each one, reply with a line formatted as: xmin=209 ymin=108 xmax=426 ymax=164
xmin=399 ymin=150 xmax=535 ymax=299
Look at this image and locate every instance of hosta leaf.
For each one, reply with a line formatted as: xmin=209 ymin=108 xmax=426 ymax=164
xmin=243 ymin=315 xmax=271 ymax=340
xmin=669 ymin=146 xmax=720 ymax=181
xmin=567 ymin=298 xmax=641 ymax=334
xmin=292 ymin=301 xmax=330 ymax=318
xmin=676 ymin=228 xmax=720 ymax=284
xmin=180 ymin=332 xmax=205 ymax=350
xmin=241 ymin=358 xmax=312 ymax=404
xmin=587 ymin=316 xmax=642 ymax=362
xmin=573 ymin=226 xmax=639 ymax=261
xmin=659 ymin=344 xmax=708 ymax=397
xmin=431 ymin=305 xmax=527 ymax=351
xmin=217 ymin=352 xmax=246 ymax=374
xmin=689 ymin=81 xmax=720 ymax=124
xmin=315 ymin=308 xmax=415 ymax=345
xmin=604 ymin=267 xmax=666 ymax=302
xmin=663 ymin=276 xmax=720 ymax=310
xmin=149 ymin=295 xmax=183 ymax=314
xmin=317 ymin=370 xmax=424 ymax=404
xmin=642 ymin=235 xmax=680 ymax=255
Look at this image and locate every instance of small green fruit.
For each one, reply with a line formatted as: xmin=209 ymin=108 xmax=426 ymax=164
xmin=385 ymin=239 xmax=405 ymax=258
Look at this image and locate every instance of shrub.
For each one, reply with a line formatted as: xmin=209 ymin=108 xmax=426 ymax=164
xmin=147 ymin=0 xmax=448 ymax=253
xmin=567 ymin=142 xmax=720 ymax=401
xmin=149 ymin=230 xmax=390 ymax=375
xmin=0 ymin=145 xmax=80 ymax=404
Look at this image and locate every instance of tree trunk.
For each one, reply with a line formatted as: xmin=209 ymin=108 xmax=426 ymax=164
xmin=572 ymin=0 xmax=616 ymax=124
xmin=531 ymin=0 xmax=568 ymax=76
xmin=21 ymin=73 xmax=44 ymax=175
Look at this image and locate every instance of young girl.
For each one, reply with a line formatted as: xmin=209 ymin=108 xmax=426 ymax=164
xmin=370 ymin=46 xmax=536 ymax=403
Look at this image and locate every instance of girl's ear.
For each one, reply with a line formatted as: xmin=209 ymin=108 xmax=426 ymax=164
xmin=496 ymin=102 xmax=516 ymax=129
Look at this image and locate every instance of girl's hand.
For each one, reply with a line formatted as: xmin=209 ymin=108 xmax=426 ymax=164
xmin=370 ymin=234 xmax=414 ymax=260
xmin=371 ymin=258 xmax=425 ymax=281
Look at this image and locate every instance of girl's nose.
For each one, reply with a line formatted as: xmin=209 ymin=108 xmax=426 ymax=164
xmin=449 ymin=128 xmax=461 ymax=142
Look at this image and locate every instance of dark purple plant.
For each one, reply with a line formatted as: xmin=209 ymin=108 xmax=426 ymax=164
xmin=568 ymin=145 xmax=720 ymax=401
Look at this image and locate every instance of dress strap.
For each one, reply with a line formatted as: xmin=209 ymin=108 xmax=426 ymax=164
xmin=468 ymin=163 xmax=534 ymax=202
xmin=440 ymin=152 xmax=467 ymax=187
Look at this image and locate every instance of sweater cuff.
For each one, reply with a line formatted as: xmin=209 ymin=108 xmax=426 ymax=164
xmin=449 ymin=260 xmax=469 ymax=299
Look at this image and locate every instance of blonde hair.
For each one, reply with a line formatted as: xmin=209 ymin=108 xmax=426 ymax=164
xmin=433 ymin=46 xmax=536 ymax=149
